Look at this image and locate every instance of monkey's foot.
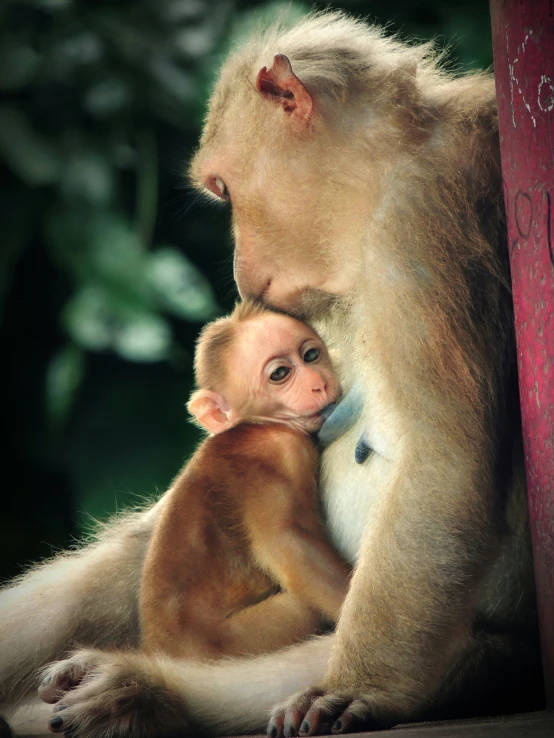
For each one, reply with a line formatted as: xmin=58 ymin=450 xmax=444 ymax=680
xmin=268 ymin=688 xmax=389 ymax=737
xmin=38 ymin=649 xmax=194 ymax=738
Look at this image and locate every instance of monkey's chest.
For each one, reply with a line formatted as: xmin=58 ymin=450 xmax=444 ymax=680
xmin=318 ymin=384 xmax=400 ymax=565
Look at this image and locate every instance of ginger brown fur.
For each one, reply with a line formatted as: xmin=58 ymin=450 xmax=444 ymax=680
xmin=140 ymin=424 xmax=347 ymax=659
xmin=140 ymin=304 xmax=349 ymax=659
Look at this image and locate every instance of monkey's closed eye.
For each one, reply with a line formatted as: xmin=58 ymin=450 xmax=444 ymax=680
xmin=207 ymin=176 xmax=230 ymax=201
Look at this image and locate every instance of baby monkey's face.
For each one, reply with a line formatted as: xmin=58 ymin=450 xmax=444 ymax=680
xmin=225 ymin=313 xmax=341 ymax=433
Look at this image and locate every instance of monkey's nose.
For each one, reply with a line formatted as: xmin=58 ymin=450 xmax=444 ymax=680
xmin=310 ymin=378 xmax=326 ymax=394
xmin=305 ymin=367 xmax=327 ymax=395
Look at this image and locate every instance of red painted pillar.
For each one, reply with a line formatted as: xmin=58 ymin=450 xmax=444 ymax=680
xmin=489 ymin=0 xmax=554 ymax=709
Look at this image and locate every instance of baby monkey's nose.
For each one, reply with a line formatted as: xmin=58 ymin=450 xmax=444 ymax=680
xmin=307 ymin=369 xmax=327 ymax=394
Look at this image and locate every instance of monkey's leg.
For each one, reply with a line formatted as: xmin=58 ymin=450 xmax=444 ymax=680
xmin=143 ymin=591 xmax=322 ymax=660
xmin=251 ymin=528 xmax=350 ymax=624
xmin=0 ymin=506 xmax=157 ymax=708
xmin=153 ymin=591 xmax=324 ymax=659
xmin=38 ymin=637 xmax=333 ymax=738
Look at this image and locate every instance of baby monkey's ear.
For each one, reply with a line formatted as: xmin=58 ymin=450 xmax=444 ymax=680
xmin=187 ymin=390 xmax=235 ymax=434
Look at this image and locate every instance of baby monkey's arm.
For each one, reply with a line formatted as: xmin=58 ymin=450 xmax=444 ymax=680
xmin=246 ymin=428 xmax=351 ymax=624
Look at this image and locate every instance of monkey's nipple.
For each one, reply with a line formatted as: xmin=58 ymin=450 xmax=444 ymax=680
xmin=319 ymin=403 xmax=337 ymax=421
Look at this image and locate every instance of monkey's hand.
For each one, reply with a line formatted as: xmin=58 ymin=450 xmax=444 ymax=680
xmin=267 ymin=687 xmax=390 ymax=736
xmin=38 ymin=649 xmax=194 ymax=738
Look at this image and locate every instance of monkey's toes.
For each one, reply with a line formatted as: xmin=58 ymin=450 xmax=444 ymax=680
xmin=268 ymin=691 xmax=387 ymax=737
xmin=41 ymin=651 xmax=193 ymax=738
xmin=39 ymin=651 xmax=97 ymax=703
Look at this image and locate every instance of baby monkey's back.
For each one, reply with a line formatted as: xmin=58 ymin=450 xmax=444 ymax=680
xmin=139 ymin=422 xmax=349 ymax=660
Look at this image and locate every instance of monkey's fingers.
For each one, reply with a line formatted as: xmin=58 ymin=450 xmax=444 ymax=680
xmin=298 ymin=695 xmax=351 ymax=736
xmin=39 ymin=651 xmax=96 ymax=704
xmin=329 ymin=697 xmax=382 ymax=734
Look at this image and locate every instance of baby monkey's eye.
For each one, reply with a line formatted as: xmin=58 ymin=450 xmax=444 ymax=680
xmin=303 ymin=347 xmax=320 ymax=363
xmin=269 ymin=365 xmax=291 ymax=382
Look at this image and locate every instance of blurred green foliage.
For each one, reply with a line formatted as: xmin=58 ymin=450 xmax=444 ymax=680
xmin=0 ymin=0 xmax=493 ymax=580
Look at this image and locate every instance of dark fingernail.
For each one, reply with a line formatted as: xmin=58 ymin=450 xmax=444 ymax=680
xmin=284 ymin=728 xmax=297 ymax=738
xmin=269 ymin=727 xmax=278 ymax=738
xmin=49 ymin=717 xmax=64 ymax=731
xmin=332 ymin=719 xmax=343 ymax=732
xmin=299 ymin=721 xmax=310 ymax=735
xmin=41 ymin=675 xmax=52 ymax=686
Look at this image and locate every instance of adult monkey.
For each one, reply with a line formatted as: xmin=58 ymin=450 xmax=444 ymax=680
xmin=3 ymin=11 xmax=542 ymax=738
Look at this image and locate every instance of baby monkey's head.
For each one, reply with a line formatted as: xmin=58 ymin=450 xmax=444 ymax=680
xmin=188 ymin=300 xmax=341 ymax=435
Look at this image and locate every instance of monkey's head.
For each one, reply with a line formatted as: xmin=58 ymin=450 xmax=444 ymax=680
xmin=190 ymin=14 xmax=426 ymax=315
xmin=187 ymin=301 xmax=341 ymax=435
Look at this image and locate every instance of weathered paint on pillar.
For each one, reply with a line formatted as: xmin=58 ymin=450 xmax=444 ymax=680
xmin=489 ymin=0 xmax=554 ymax=708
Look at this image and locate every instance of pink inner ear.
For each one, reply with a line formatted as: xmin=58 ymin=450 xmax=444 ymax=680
xmin=256 ymin=54 xmax=313 ymax=122
xmin=256 ymin=69 xmax=290 ymax=100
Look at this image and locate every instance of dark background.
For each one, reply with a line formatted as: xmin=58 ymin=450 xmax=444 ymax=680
xmin=0 ymin=0 xmax=494 ymax=582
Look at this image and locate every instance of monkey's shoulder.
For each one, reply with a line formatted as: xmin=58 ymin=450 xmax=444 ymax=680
xmin=206 ymin=422 xmax=318 ymax=469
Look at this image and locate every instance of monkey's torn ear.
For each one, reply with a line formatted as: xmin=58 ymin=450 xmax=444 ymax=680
xmin=256 ymin=54 xmax=313 ymax=124
xmin=187 ymin=390 xmax=236 ymax=434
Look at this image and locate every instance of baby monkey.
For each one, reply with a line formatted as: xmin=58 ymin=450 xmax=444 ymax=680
xmin=140 ymin=300 xmax=350 ymax=659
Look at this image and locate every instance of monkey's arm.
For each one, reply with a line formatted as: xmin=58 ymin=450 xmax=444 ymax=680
xmin=256 ymin=525 xmax=351 ymax=623
xmin=269 ymin=410 xmax=502 ymax=736
xmin=245 ymin=432 xmax=351 ymax=623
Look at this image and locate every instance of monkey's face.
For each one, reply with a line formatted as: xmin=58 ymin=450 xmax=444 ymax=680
xmin=190 ymin=68 xmax=374 ymax=316
xmin=192 ymin=135 xmax=342 ymax=314
xmin=225 ymin=313 xmax=341 ymax=433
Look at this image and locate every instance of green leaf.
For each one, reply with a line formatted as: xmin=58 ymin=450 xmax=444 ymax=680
xmin=62 ymin=285 xmax=114 ymax=352
xmin=0 ymin=43 xmax=40 ymax=91
xmin=147 ymin=246 xmax=219 ymax=321
xmin=45 ymin=206 xmax=149 ymax=301
xmin=59 ymin=151 xmax=115 ymax=205
xmin=0 ymin=105 xmax=61 ymax=185
xmin=113 ymin=311 xmax=171 ymax=362
xmin=45 ymin=344 xmax=85 ymax=427
xmin=84 ymin=78 xmax=133 ymax=118
xmin=62 ymin=284 xmax=171 ymax=362
xmin=86 ymin=213 xmax=150 ymax=301
xmin=149 ymin=55 xmax=197 ymax=104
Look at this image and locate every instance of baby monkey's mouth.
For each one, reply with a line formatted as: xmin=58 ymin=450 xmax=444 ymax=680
xmin=303 ymin=389 xmax=342 ymax=431
xmin=318 ymin=403 xmax=338 ymax=421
